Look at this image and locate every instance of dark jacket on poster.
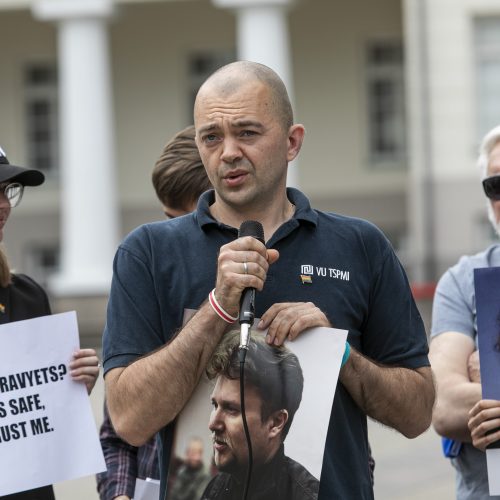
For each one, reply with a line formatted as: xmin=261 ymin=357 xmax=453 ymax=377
xmin=0 ymin=274 xmax=55 ymax=500
xmin=200 ymin=446 xmax=319 ymax=500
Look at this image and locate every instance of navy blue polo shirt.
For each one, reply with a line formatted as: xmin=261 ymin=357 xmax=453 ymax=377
xmin=103 ymin=188 xmax=429 ymax=500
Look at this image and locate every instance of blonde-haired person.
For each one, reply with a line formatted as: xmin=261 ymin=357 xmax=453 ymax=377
xmin=0 ymin=147 xmax=99 ymax=500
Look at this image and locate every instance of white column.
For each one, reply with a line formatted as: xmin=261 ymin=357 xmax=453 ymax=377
xmin=33 ymin=0 xmax=119 ymax=296
xmin=403 ymin=0 xmax=436 ymax=283
xmin=213 ymin=0 xmax=299 ymax=187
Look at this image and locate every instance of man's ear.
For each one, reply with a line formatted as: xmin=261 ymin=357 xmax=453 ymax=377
xmin=286 ymin=124 xmax=305 ymax=162
xmin=268 ymin=409 xmax=289 ymax=438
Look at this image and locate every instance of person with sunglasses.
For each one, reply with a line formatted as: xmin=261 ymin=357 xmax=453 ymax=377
xmin=0 ymin=146 xmax=100 ymax=500
xmin=430 ymin=125 xmax=500 ymax=500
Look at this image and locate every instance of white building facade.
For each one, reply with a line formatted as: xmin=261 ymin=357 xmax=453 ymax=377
xmin=0 ymin=0 xmax=499 ymax=337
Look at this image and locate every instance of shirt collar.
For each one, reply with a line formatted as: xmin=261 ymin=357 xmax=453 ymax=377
xmin=195 ymin=188 xmax=318 ymax=231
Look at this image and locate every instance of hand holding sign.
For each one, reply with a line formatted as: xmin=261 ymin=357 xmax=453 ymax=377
xmin=468 ymin=399 xmax=500 ymax=451
xmin=69 ymin=348 xmax=100 ymax=394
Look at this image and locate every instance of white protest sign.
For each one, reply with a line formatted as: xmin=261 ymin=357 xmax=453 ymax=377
xmin=487 ymin=450 xmax=500 ymax=495
xmin=0 ymin=311 xmax=106 ymax=495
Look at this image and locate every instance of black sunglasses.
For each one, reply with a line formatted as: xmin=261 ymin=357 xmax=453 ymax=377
xmin=482 ymin=175 xmax=500 ymax=200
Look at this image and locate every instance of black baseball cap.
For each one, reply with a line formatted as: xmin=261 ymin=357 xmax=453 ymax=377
xmin=0 ymin=146 xmax=45 ymax=186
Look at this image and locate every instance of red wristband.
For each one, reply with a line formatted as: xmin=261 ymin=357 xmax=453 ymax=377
xmin=208 ymin=289 xmax=237 ymax=324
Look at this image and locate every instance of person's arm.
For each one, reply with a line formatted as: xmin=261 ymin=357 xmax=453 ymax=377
xmin=96 ymin=404 xmax=138 ymax=500
xmin=105 ymin=236 xmax=279 ymax=446
xmin=429 ymin=331 xmax=480 ymax=442
xmin=468 ymin=349 xmax=481 ymax=383
xmin=70 ymin=348 xmax=100 ymax=395
xmin=106 ymin=303 xmax=231 ymax=446
xmin=339 ymin=347 xmax=434 ymax=438
xmin=260 ymin=301 xmax=435 ymax=438
xmin=260 ymin=302 xmax=434 ymax=438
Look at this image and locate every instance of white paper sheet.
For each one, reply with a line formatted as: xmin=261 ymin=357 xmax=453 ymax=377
xmin=284 ymin=326 xmax=347 ymax=479
xmin=133 ymin=477 xmax=161 ymax=500
xmin=0 ymin=311 xmax=106 ymax=495
xmin=487 ymin=449 xmax=500 ymax=495
xmin=170 ymin=323 xmax=347 ymax=492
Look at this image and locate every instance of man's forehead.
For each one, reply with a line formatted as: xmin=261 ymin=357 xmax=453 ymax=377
xmin=211 ymin=376 xmax=261 ymax=402
xmin=212 ymin=375 xmax=239 ymax=396
xmin=489 ymin=146 xmax=500 ymax=172
xmin=196 ymin=79 xmax=269 ymax=114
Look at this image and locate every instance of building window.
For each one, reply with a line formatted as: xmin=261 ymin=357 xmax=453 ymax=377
xmin=24 ymin=63 xmax=59 ymax=173
xmin=25 ymin=244 xmax=60 ymax=288
xmin=474 ymin=17 xmax=500 ymax=143
xmin=187 ymin=50 xmax=235 ymax=120
xmin=365 ymin=41 xmax=406 ymax=166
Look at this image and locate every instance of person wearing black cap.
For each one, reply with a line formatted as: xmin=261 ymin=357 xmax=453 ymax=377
xmin=0 ymin=146 xmax=100 ymax=500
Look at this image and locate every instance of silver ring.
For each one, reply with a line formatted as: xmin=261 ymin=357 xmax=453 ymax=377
xmin=243 ymin=262 xmax=248 ymax=274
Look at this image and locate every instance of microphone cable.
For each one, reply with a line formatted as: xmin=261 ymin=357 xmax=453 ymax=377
xmin=163 ymin=220 xmax=264 ymax=500
xmin=238 ymin=346 xmax=253 ymax=500
xmin=237 ymin=220 xmax=264 ymax=500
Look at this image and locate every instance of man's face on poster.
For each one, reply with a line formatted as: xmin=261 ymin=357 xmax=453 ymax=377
xmin=209 ymin=375 xmax=280 ymax=474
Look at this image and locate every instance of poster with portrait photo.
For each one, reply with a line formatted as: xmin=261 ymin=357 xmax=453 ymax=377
xmin=165 ymin=314 xmax=347 ymax=500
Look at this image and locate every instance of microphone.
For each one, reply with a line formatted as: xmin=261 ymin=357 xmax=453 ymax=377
xmin=238 ymin=220 xmax=264 ymax=350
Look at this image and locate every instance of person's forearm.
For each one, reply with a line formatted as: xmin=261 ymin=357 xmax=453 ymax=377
xmin=106 ymin=302 xmax=228 ymax=446
xmin=97 ymin=440 xmax=137 ymax=499
xmin=339 ymin=348 xmax=435 ymax=438
xmin=97 ymin=472 xmax=135 ymax=500
xmin=432 ymin=381 xmax=482 ymax=442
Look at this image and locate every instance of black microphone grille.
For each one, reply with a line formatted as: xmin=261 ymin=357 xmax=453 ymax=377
xmin=238 ymin=220 xmax=264 ymax=243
